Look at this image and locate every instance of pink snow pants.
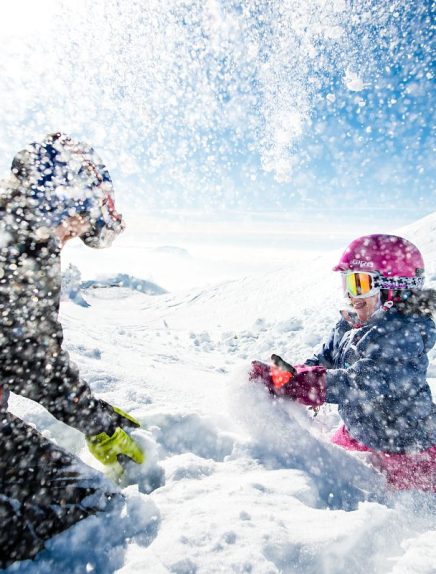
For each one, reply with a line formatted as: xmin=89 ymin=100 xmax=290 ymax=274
xmin=332 ymin=425 xmax=436 ymax=492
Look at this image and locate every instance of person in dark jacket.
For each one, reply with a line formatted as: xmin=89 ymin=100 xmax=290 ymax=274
xmin=250 ymin=234 xmax=436 ymax=491
xmin=0 ymin=133 xmax=144 ymax=568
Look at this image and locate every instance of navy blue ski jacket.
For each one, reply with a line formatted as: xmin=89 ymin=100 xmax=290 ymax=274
xmin=305 ymin=307 xmax=436 ymax=453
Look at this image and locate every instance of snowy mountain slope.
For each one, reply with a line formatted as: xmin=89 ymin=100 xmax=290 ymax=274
xmin=6 ymin=212 xmax=436 ymax=574
xmin=397 ymin=212 xmax=436 ymax=277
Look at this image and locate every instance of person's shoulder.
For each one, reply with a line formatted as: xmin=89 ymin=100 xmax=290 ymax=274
xmin=385 ymin=307 xmax=434 ymax=330
xmin=412 ymin=314 xmax=436 ymax=349
xmin=368 ymin=308 xmax=407 ymax=338
xmin=0 ymin=176 xmax=13 ymax=205
xmin=378 ymin=307 xmax=415 ymax=329
xmin=0 ymin=175 xmax=28 ymax=215
xmin=377 ymin=308 xmax=435 ymax=345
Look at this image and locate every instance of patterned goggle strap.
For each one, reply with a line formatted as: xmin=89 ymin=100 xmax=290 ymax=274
xmin=379 ymin=275 xmax=425 ymax=290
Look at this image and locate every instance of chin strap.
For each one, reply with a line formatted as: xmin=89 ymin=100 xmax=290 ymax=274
xmin=382 ymin=289 xmax=415 ymax=311
xmin=382 ymin=299 xmax=395 ymax=311
xmin=381 ymin=289 xmax=396 ymax=311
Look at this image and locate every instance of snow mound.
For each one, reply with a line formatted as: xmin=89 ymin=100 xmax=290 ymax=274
xmin=152 ymin=245 xmax=191 ymax=257
xmin=229 ymin=366 xmax=386 ymax=510
xmin=61 ymin=263 xmax=91 ymax=307
xmin=81 ymin=274 xmax=167 ymax=295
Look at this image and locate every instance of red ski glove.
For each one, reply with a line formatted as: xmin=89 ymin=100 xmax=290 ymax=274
xmin=249 ymin=360 xmax=275 ymax=391
xmin=249 ymin=360 xmax=326 ymax=407
xmin=283 ymin=364 xmax=326 ymax=407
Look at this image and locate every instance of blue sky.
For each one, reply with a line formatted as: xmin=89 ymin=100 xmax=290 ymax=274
xmin=0 ymin=0 xmax=434 ymax=222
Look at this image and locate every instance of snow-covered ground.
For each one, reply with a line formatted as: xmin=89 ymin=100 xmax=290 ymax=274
xmin=6 ymin=211 xmax=436 ymax=574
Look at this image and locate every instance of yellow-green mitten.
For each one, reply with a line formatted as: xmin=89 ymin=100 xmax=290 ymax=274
xmin=86 ymin=427 xmax=144 ymax=466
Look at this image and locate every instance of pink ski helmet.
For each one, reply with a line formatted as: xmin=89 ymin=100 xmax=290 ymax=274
xmin=334 ymin=234 xmax=425 ymax=289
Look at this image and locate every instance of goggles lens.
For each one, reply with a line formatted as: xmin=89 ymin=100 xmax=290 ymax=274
xmin=343 ymin=272 xmax=379 ymax=298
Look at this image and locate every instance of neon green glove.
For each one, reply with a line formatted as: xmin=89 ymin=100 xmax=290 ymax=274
xmin=86 ymin=427 xmax=145 ymax=466
xmin=86 ymin=404 xmax=144 ymax=481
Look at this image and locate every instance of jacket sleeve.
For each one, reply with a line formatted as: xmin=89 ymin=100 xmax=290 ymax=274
xmin=4 ymin=337 xmax=118 ymax=436
xmin=304 ymin=319 xmax=348 ymax=369
xmin=0 ymin=230 xmax=120 ymax=436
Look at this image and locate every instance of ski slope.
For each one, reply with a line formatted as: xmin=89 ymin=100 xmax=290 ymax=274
xmin=6 ymin=212 xmax=436 ymax=574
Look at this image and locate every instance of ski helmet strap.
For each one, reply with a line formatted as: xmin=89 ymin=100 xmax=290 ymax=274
xmin=378 ymin=275 xmax=424 ymax=290
xmin=382 ymin=290 xmax=395 ymax=311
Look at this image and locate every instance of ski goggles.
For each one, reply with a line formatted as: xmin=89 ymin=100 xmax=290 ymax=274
xmin=342 ymin=271 xmax=425 ymax=298
xmin=342 ymin=271 xmax=380 ymax=298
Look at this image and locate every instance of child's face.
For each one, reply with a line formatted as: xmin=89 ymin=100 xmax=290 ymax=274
xmin=348 ymin=292 xmax=380 ymax=323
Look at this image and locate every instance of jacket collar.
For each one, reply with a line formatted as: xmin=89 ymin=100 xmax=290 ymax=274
xmin=340 ymin=304 xmax=395 ymax=329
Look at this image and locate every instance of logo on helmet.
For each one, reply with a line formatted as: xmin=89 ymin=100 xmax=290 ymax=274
xmin=350 ymin=259 xmax=374 ymax=268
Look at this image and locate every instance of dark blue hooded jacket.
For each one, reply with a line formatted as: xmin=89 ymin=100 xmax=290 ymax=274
xmin=306 ymin=307 xmax=436 ymax=453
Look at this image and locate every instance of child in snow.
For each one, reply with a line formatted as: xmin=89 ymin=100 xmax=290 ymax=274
xmin=0 ymin=133 xmax=145 ymax=567
xmin=250 ymin=234 xmax=436 ymax=492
